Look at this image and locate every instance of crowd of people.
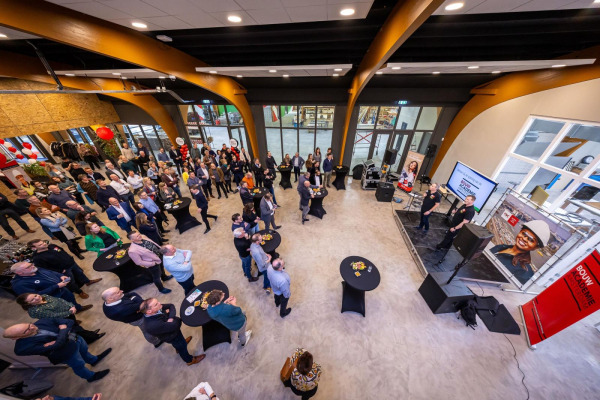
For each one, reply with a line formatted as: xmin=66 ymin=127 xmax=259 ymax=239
xmin=2 ymin=140 xmax=329 ymax=399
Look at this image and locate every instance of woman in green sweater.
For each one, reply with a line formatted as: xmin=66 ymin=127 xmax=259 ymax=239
xmin=85 ymin=223 xmax=123 ymax=255
xmin=16 ymin=293 xmax=105 ymax=344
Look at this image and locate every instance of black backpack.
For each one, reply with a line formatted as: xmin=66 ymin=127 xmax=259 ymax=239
xmin=459 ymin=299 xmax=478 ymax=330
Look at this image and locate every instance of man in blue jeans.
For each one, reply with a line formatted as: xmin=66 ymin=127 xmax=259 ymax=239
xmin=233 ymin=228 xmax=259 ymax=283
xmin=249 ymin=233 xmax=272 ymax=294
xmin=5 ymin=318 xmax=111 ymax=382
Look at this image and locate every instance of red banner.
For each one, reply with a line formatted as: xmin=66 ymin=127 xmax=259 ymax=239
xmin=522 ymin=250 xmax=600 ymax=346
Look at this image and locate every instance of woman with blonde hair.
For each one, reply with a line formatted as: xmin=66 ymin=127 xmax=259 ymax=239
xmin=136 ymin=212 xmax=164 ymax=244
xmin=147 ymin=161 xmax=161 ymax=185
xmin=158 ymin=182 xmax=176 ymax=204
xmin=44 ymin=162 xmax=67 ymax=179
xmin=37 ymin=206 xmax=85 ymax=259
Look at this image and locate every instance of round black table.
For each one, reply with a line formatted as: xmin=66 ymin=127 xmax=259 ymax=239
xmin=339 ymin=256 xmax=380 ymax=317
xmin=278 ymin=166 xmax=293 ymax=190
xmin=308 ymin=188 xmax=328 ymax=219
xmin=164 ymin=197 xmax=201 ymax=234
xmin=258 ymin=228 xmax=281 ymax=258
xmin=332 ymin=166 xmax=350 ymax=190
xmin=92 ymin=244 xmax=153 ymax=292
xmin=251 ymin=187 xmax=269 ymax=218
xmin=180 ymin=280 xmax=232 ymax=351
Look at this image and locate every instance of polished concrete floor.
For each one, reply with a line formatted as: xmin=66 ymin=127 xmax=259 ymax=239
xmin=1 ymin=175 xmax=600 ymax=400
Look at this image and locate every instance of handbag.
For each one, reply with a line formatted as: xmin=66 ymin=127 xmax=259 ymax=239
xmin=280 ymin=356 xmax=298 ymax=382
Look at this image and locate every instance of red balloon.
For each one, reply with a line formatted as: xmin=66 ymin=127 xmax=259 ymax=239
xmin=96 ymin=127 xmax=114 ymax=140
xmin=30 ymin=153 xmax=37 ymax=159
xmin=0 ymin=139 xmax=4 ymax=145
xmin=22 ymin=142 xmax=32 ymax=150
xmin=16 ymin=154 xmax=24 ymax=159
xmin=7 ymin=146 xmax=16 ymax=153
xmin=40 ymin=161 xmax=46 ymax=166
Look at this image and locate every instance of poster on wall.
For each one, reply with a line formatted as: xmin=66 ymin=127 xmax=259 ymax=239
xmin=397 ymin=151 xmax=424 ymax=193
xmin=484 ymin=194 xmax=573 ymax=289
xmin=521 ymin=250 xmax=600 ymax=347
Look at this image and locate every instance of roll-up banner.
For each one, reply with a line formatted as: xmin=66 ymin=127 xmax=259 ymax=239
xmin=520 ymin=250 xmax=600 ymax=347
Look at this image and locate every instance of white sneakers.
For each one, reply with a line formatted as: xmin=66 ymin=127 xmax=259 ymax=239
xmin=241 ymin=330 xmax=252 ymax=347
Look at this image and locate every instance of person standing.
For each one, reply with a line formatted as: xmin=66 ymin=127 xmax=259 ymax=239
xmin=76 ymin=175 xmax=100 ymax=207
xmin=140 ymin=298 xmax=205 ymax=365
xmin=161 ymin=168 xmax=183 ymax=199
xmin=104 ymin=162 xmax=125 ymax=181
xmin=267 ymin=258 xmax=292 ymax=318
xmin=95 ymin=179 xmax=122 ymax=210
xmin=196 ymin=162 xmax=214 ymax=199
xmin=157 ymin=148 xmax=170 ymax=163
xmin=291 ymin=152 xmax=305 ymax=182
xmin=233 ymin=228 xmax=258 ymax=282
xmin=260 ymin=193 xmax=281 ymax=230
xmin=101 ymin=287 xmax=162 ymax=348
xmin=436 ymin=195 xmax=476 ymax=250
xmin=47 ymin=185 xmax=77 ymax=213
xmin=135 ymin=213 xmax=165 ymax=245
xmin=4 ymin=319 xmax=112 ymax=382
xmin=84 ymin=223 xmax=122 ymax=255
xmin=239 ymin=182 xmax=253 ymax=206
xmin=323 ymin=153 xmax=333 ymax=188
xmin=169 ymin=146 xmax=184 ymax=175
xmin=210 ymin=163 xmax=228 ymax=199
xmin=265 ymin=151 xmax=277 ymax=177
xmin=241 ymin=172 xmax=255 ymax=190
xmin=109 ymin=174 xmax=136 ymax=208
xmin=231 ymin=155 xmax=244 ymax=190
xmin=36 ymin=207 xmax=86 ymax=259
xmin=297 ymin=172 xmax=320 ymax=211
xmin=121 ymin=142 xmax=136 ymax=161
xmin=160 ymin=245 xmax=196 ymax=294
xmin=414 ymin=183 xmax=441 ymax=233
xmin=106 ymin=197 xmax=136 ymax=233
xmin=242 ymin=203 xmax=260 ymax=235
xmin=252 ymin=159 xmax=264 ymax=188
xmin=206 ymin=290 xmax=252 ymax=348
xmin=300 ymin=181 xmax=314 ymax=225
xmin=250 ymin=233 xmax=272 ymax=294
xmin=127 ymin=231 xmax=173 ymax=294
xmin=127 ymin=170 xmax=144 ymax=194
xmin=263 ymin=168 xmax=279 ymax=206
xmin=0 ymin=193 xmax=36 ymax=239
xmin=190 ymin=185 xmax=217 ymax=234
xmin=138 ymin=191 xmax=168 ymax=233
xmin=284 ymin=348 xmax=322 ymax=400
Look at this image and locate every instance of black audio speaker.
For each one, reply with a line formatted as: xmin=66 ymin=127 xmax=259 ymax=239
xmin=419 ymin=272 xmax=475 ymax=314
xmin=383 ymin=149 xmax=397 ymax=165
xmin=375 ymin=182 xmax=394 ymax=202
xmin=453 ymin=224 xmax=494 ymax=261
xmin=426 ymin=144 xmax=437 ymax=157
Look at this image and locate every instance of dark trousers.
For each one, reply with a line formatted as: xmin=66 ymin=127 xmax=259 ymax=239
xmin=154 ymin=212 xmax=166 ymax=233
xmin=0 ymin=208 xmax=29 ymax=237
xmin=437 ymin=228 xmax=459 ymax=249
xmin=199 ymin=207 xmax=217 ymax=230
xmin=148 ymin=263 xmax=169 ymax=291
xmin=67 ymin=315 xmax=102 ymax=344
xmin=293 ymin=167 xmax=300 ymax=181
xmin=224 ymin=179 xmax=233 ymax=192
xmin=284 ymin=379 xmax=318 ymax=400
xmin=54 ymin=231 xmax=83 ymax=257
xmin=255 ymin=176 xmax=264 ymax=187
xmin=64 ymin=336 xmax=98 ymax=380
xmin=120 ymin=192 xmax=136 ymax=209
xmin=202 ymin=182 xmax=213 ymax=198
xmin=418 ymin=211 xmax=431 ymax=231
xmin=57 ymin=288 xmax=81 ymax=309
xmin=214 ymin=181 xmax=227 ymax=198
xmin=169 ymin=331 xmax=192 ymax=363
xmin=274 ymin=293 xmax=290 ymax=317
xmin=83 ymin=155 xmax=101 ymax=170
xmin=174 ymin=162 xmax=183 ymax=175
xmin=178 ymin=274 xmax=196 ymax=295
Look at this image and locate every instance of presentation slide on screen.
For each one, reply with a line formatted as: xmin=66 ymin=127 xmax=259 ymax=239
xmin=447 ymin=162 xmax=497 ymax=212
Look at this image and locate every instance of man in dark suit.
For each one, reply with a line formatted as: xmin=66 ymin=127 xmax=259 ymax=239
xmin=169 ymin=146 xmax=183 ymax=175
xmin=83 ymin=167 xmax=105 ymax=182
xmin=101 ymin=287 xmax=162 ymax=348
xmin=260 ymin=193 xmax=280 ymax=230
xmin=190 ymin=184 xmax=217 ymax=234
xmin=95 ymin=179 xmax=122 ymax=210
xmin=239 ymin=182 xmax=253 ymax=205
xmin=300 ymin=180 xmax=315 ymax=225
xmin=106 ymin=197 xmax=136 ymax=233
xmin=140 ymin=298 xmax=205 ymax=366
xmin=4 ymin=318 xmax=111 ymax=382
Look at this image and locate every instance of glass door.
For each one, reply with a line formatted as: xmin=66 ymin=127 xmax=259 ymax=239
xmin=390 ymin=132 xmax=411 ymax=173
xmin=368 ymin=132 xmax=391 ymax=167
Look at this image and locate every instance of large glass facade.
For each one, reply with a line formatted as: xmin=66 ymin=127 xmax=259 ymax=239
xmin=264 ymin=104 xmax=335 ymax=162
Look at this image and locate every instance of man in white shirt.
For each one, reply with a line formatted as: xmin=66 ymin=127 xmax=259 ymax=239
xmin=160 ymin=245 xmax=196 ymax=294
xmin=104 ymin=161 xmax=125 ymax=180
xmin=109 ymin=174 xmax=135 ymax=208
xmin=107 ymin=197 xmax=136 ymax=232
xmin=126 ymin=170 xmax=144 ymax=194
xmin=183 ymin=382 xmax=220 ymax=400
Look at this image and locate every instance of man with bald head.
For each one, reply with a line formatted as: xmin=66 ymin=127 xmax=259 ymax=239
xmin=160 ymin=245 xmax=196 ymax=294
xmin=4 ymin=319 xmax=111 ymax=382
xmin=102 ymin=287 xmax=162 ymax=348
xmin=106 ymin=197 xmax=136 ymax=233
xmin=65 ymin=200 xmax=100 ymax=223
xmin=47 ymin=185 xmax=76 ymax=212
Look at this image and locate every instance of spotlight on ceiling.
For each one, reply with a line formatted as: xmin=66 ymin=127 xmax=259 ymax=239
xmin=228 ymin=16 xmax=242 ymax=22
xmin=492 ymin=71 xmax=501 ymax=74
xmin=158 ymin=76 xmax=166 ymax=79
xmin=65 ymin=73 xmax=75 ymax=77
xmin=269 ymin=70 xmax=277 ymax=73
xmin=392 ymin=67 xmax=401 ymax=70
xmin=333 ymin=74 xmax=339 ymax=77
xmin=156 ymin=35 xmax=172 ymax=42
xmin=237 ymin=75 xmax=243 ymax=78
xmin=209 ymin=71 xmax=218 ymax=74
xmin=445 ymin=2 xmax=464 ymax=11
xmin=132 ymin=22 xmax=147 ymax=28
xmin=334 ymin=68 xmax=342 ymax=71
xmin=0 ymin=34 xmax=7 ymax=38
xmin=552 ymin=64 xmax=566 ymax=68
xmin=112 ymin=73 xmax=121 ymax=76
xmin=122 ymin=77 xmax=128 ymax=80
xmin=376 ymin=71 xmax=383 ymax=75
xmin=468 ymin=66 xmax=479 ymax=69
xmin=340 ymin=8 xmax=355 ymax=16
xmin=283 ymin=75 xmax=289 ymax=78
xmin=432 ymin=71 xmax=440 ymax=74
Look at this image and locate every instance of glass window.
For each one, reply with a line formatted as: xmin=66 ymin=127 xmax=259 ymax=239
xmin=409 ymin=132 xmax=424 ymax=153
xmin=78 ymin=128 xmax=93 ymax=144
xmin=495 ymin=156 xmax=536 ymax=193
xmin=282 ymin=128 xmax=297 ymax=160
xmin=416 ymin=107 xmax=441 ymax=130
xmin=315 ymin=130 xmax=332 ymax=157
xmin=280 ymin=106 xmax=296 ymax=128
xmin=372 ymin=133 xmax=390 ymax=167
xmin=141 ymin=125 xmax=161 ymax=158
xmin=69 ymin=129 xmax=84 ymax=144
xmin=316 ymin=106 xmax=335 ymax=129
xmin=396 ymin=107 xmax=420 ymax=130
xmin=547 ymin=123 xmax=600 ymax=172
xmin=522 ymin=166 xmax=579 ymax=205
xmin=186 ymin=125 xmax=203 ymax=142
xmin=231 ymin=127 xmax=248 ymax=152
xmin=264 ymin=106 xmax=280 ymax=128
xmin=376 ymin=107 xmax=398 ymax=130
xmin=204 ymin=126 xmax=230 ymax=151
xmin=126 ymin=125 xmax=143 ymax=152
xmin=226 ymin=105 xmax=243 ymax=125
xmin=299 ymin=129 xmax=315 ymax=159
xmin=351 ymin=130 xmax=372 ymax=169
xmin=299 ymin=106 xmax=316 ymax=128
xmin=19 ymin=136 xmax=48 ymax=161
xmin=391 ymin=133 xmax=409 ymax=172
xmin=266 ymin=128 xmax=282 ymax=164
xmin=513 ymin=118 xmax=565 ymax=161
xmin=417 ymin=132 xmax=433 ymax=154
xmin=154 ymin=125 xmax=170 ymax=149
xmin=357 ymin=106 xmax=378 ymax=129
xmin=558 ymin=183 xmax=600 ymax=223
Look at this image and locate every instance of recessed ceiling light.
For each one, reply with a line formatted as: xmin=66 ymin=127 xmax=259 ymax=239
xmin=122 ymin=77 xmax=128 ymax=80
xmin=595 ymin=0 xmax=600 ymax=3
xmin=340 ymin=8 xmax=355 ymax=16
xmin=132 ymin=22 xmax=147 ymax=28
xmin=376 ymin=71 xmax=383 ymax=75
xmin=237 ymin=75 xmax=243 ymax=78
xmin=269 ymin=70 xmax=277 ymax=73
xmin=492 ymin=71 xmax=501 ymax=74
xmin=112 ymin=73 xmax=121 ymax=76
xmin=65 ymin=73 xmax=75 ymax=77
xmin=445 ymin=2 xmax=464 ymax=11
xmin=209 ymin=71 xmax=218 ymax=74
xmin=468 ymin=66 xmax=479 ymax=69
xmin=0 ymin=34 xmax=7 ymax=38
xmin=333 ymin=74 xmax=339 ymax=77
xmin=158 ymin=76 xmax=166 ymax=79
xmin=552 ymin=64 xmax=566 ymax=68
xmin=432 ymin=71 xmax=440 ymax=74
xmin=228 ymin=16 xmax=242 ymax=23
xmin=392 ymin=67 xmax=401 ymax=70
xmin=334 ymin=68 xmax=342 ymax=71
xmin=283 ymin=75 xmax=289 ymax=77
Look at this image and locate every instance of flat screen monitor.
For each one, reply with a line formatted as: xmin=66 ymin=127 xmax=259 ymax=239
xmin=446 ymin=162 xmax=498 ymax=213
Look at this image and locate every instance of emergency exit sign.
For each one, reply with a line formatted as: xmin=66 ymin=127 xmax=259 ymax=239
xmin=397 ymin=100 xmax=409 ymax=105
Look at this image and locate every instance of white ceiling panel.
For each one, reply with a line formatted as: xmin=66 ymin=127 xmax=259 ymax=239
xmin=327 ymin=2 xmax=372 ymax=19
xmin=143 ymin=16 xmax=195 ymax=29
xmin=209 ymin=11 xmax=258 ymax=25
xmin=196 ymin=64 xmax=352 ymax=77
xmin=434 ymin=0 xmax=600 ymax=15
xmin=234 ymin=0 xmax=285 ymax=10
xmin=100 ymin=0 xmax=167 ymax=17
xmin=382 ymin=59 xmax=596 ymax=74
xmin=54 ymin=68 xmax=162 ymax=78
xmin=513 ymin=0 xmax=580 ymax=12
xmin=192 ymin=0 xmax=243 ymax=13
xmin=562 ymin=0 xmax=600 ymax=9
xmin=0 ymin=27 xmax=39 ymax=40
xmin=61 ymin=1 xmax=133 ymax=19
xmin=247 ymin=8 xmax=292 ymax=24
xmin=109 ymin=18 xmax=165 ymax=30
xmin=467 ymin=0 xmax=528 ymax=14
xmin=281 ymin=0 xmax=327 ymax=8
xmin=141 ymin=0 xmax=204 ymax=15
xmin=172 ymin=12 xmax=225 ymax=28
xmin=286 ymin=5 xmax=327 ymax=22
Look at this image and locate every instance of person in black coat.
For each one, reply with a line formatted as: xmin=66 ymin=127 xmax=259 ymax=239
xmin=265 ymin=151 xmax=277 ymax=176
xmin=101 ymin=287 xmax=162 ymax=347
xmin=5 ymin=318 xmax=111 ymax=382
xmin=239 ymin=182 xmax=254 ymax=206
xmin=190 ymin=185 xmax=217 ymax=234
xmin=231 ymin=156 xmax=245 ymax=188
xmin=95 ymin=179 xmax=122 ymax=210
xmin=252 ymin=159 xmax=264 ymax=188
xmin=135 ymin=213 xmax=166 ymax=245
xmin=140 ymin=298 xmax=205 ymax=365
xmin=169 ymin=146 xmax=184 ymax=175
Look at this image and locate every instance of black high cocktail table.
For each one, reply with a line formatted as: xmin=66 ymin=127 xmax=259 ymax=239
xmin=258 ymin=228 xmax=281 ymax=258
xmin=340 ymin=256 xmax=380 ymax=317
xmin=278 ymin=166 xmax=293 ymax=190
xmin=164 ymin=197 xmax=201 ymax=234
xmin=250 ymin=187 xmax=269 ymax=218
xmin=308 ymin=188 xmax=328 ymax=219
xmin=93 ymin=244 xmax=153 ymax=292
xmin=332 ymin=166 xmax=350 ymax=190
xmin=180 ymin=280 xmax=232 ymax=351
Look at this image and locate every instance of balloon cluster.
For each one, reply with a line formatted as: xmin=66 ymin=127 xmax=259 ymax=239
xmin=0 ymin=138 xmax=40 ymax=164
xmin=180 ymin=143 xmax=188 ymax=160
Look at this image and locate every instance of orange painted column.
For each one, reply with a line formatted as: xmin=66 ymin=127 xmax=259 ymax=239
xmin=339 ymin=0 xmax=445 ymax=162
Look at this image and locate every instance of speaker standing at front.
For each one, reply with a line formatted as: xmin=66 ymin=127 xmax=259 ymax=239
xmin=435 ymin=195 xmax=476 ymax=250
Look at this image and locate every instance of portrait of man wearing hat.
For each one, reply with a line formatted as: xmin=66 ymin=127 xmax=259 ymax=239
xmin=490 ymin=219 xmax=551 ymax=284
